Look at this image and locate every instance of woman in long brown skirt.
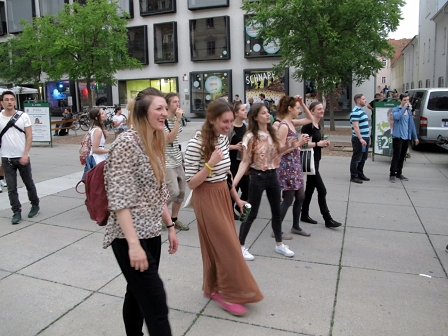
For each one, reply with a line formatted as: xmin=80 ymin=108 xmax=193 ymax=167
xmin=184 ymin=100 xmax=263 ymax=316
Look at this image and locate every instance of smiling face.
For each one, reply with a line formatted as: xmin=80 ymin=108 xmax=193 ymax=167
xmin=211 ymin=110 xmax=234 ymax=136
xmin=146 ymin=96 xmax=168 ymax=131
xmin=311 ymin=103 xmax=325 ymax=118
xmin=99 ymin=109 xmax=107 ymax=121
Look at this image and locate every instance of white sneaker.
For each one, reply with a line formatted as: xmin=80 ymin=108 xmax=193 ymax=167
xmin=275 ymin=244 xmax=294 ymax=257
xmin=241 ymin=246 xmax=254 ymax=261
xmin=0 ymin=180 xmax=6 ymax=187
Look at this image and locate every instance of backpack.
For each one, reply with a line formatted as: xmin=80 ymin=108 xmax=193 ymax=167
xmin=75 ymin=160 xmax=109 ymax=226
xmin=79 ymin=132 xmax=91 ymax=165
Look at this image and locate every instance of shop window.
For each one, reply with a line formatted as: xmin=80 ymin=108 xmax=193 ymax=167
xmin=0 ymin=2 xmax=7 ymax=35
xmin=140 ymin=0 xmax=176 ymax=16
xmin=425 ymin=79 xmax=430 ymax=88
xmin=118 ymin=78 xmax=178 ymax=105
xmin=304 ymin=80 xmax=351 ymax=112
xmin=39 ymin=0 xmax=68 ymax=16
xmin=78 ymin=81 xmax=111 ymax=108
xmin=154 ymin=22 xmax=178 ymax=63
xmin=244 ymin=68 xmax=288 ymax=111
xmin=438 ymin=76 xmax=444 ymax=88
xmin=6 ymin=0 xmax=35 ymax=33
xmin=188 ymin=0 xmax=228 ymax=10
xmin=127 ymin=26 xmax=148 ymax=65
xmin=190 ymin=16 xmax=230 ymax=62
xmin=190 ymin=70 xmax=231 ymax=114
xmin=244 ymin=15 xmax=280 ymax=58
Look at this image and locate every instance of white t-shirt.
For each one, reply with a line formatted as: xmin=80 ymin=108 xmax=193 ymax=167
xmin=112 ymin=115 xmax=126 ymax=128
xmin=0 ymin=111 xmax=31 ymax=158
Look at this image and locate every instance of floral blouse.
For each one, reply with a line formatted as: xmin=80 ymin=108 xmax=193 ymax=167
xmin=103 ymin=129 xmax=169 ymax=248
xmin=242 ymin=130 xmax=280 ymax=171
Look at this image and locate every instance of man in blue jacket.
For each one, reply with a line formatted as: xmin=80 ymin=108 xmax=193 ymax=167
xmin=389 ymin=93 xmax=419 ymax=183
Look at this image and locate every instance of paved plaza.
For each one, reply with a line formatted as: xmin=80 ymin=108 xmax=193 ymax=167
xmin=0 ymin=122 xmax=447 ymax=336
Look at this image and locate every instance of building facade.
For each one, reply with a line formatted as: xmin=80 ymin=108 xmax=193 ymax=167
xmin=0 ymin=0 xmax=374 ymax=118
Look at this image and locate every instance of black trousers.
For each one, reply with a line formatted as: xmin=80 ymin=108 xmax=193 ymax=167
xmin=239 ymin=169 xmax=283 ymax=244
xmin=111 ymin=236 xmax=172 ymax=336
xmin=350 ymin=137 xmax=369 ymax=178
xmin=390 ymin=137 xmax=409 ymax=177
xmin=301 ymin=161 xmax=331 ymax=220
xmin=1 ymin=157 xmax=39 ymax=214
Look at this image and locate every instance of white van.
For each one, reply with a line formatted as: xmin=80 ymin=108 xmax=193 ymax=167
xmin=407 ymin=88 xmax=448 ymax=149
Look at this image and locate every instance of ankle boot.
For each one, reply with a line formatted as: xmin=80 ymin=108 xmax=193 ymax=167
xmin=301 ymin=214 xmax=318 ymax=224
xmin=325 ymin=218 xmax=342 ymax=228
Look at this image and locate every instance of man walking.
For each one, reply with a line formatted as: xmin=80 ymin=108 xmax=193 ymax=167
xmin=350 ymin=94 xmax=370 ymax=184
xmin=164 ymin=93 xmax=189 ymax=230
xmin=0 ymin=91 xmax=39 ymax=224
xmin=389 ymin=93 xmax=418 ymax=183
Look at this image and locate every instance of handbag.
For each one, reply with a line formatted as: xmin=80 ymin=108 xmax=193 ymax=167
xmin=300 ymin=149 xmax=316 ymax=175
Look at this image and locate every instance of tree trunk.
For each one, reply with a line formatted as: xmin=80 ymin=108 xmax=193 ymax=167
xmin=86 ymin=77 xmax=93 ymax=109
xmin=328 ymin=88 xmax=336 ymax=131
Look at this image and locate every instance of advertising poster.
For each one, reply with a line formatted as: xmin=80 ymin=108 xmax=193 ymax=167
xmin=24 ymin=102 xmax=51 ymax=143
xmin=372 ymin=101 xmax=400 ymax=158
xmin=244 ymin=15 xmax=281 ymax=58
xmin=244 ymin=68 xmax=288 ymax=110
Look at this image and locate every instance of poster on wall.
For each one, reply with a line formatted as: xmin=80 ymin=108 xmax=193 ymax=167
xmin=244 ymin=15 xmax=281 ymax=58
xmin=244 ymin=68 xmax=288 ymax=110
xmin=24 ymin=102 xmax=51 ymax=143
xmin=372 ymin=101 xmax=400 ymax=158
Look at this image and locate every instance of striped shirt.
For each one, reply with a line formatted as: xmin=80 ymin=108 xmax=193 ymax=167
xmin=184 ymin=131 xmax=230 ymax=183
xmin=164 ymin=118 xmax=183 ymax=168
xmin=350 ymin=106 xmax=369 ymax=138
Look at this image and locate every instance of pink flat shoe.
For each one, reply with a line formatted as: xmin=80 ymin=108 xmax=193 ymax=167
xmin=211 ymin=293 xmax=248 ymax=316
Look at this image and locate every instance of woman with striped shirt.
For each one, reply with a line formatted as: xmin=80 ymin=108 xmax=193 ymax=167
xmin=184 ymin=100 xmax=263 ymax=316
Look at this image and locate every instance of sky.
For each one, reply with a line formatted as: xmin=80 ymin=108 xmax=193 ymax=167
xmin=388 ymin=0 xmax=420 ymax=39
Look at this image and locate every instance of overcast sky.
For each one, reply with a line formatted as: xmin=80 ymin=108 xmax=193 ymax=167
xmin=388 ymin=0 xmax=419 ymax=39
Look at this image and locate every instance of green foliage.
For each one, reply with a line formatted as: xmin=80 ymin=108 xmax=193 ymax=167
xmin=0 ymin=0 xmax=141 ymax=106
xmin=242 ymin=0 xmax=404 ymax=92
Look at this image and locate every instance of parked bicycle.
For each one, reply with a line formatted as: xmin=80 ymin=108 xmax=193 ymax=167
xmin=75 ymin=112 xmax=90 ymax=131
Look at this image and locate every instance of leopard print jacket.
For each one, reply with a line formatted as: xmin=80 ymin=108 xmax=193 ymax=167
xmin=103 ymin=129 xmax=169 ymax=249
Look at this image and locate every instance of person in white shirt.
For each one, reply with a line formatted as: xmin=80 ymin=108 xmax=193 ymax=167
xmin=0 ymin=91 xmax=39 ymax=224
xmin=112 ymin=106 xmax=127 ymax=133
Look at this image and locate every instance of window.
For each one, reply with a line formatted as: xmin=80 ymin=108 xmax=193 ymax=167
xmin=74 ymin=0 xmax=87 ymax=4
xmin=188 ymin=0 xmax=229 ymax=10
xmin=244 ymin=68 xmax=289 ymax=109
xmin=425 ymin=79 xmax=431 ymax=88
xmin=428 ymin=39 xmax=431 ymax=62
xmin=411 ymin=82 xmax=414 ymax=89
xmin=140 ymin=0 xmax=176 ymax=16
xmin=115 ymin=0 xmax=134 ymax=18
xmin=428 ymin=91 xmax=448 ymax=111
xmin=418 ymin=80 xmax=422 ymax=88
xmin=38 ymin=0 xmax=68 ymax=16
xmin=444 ymin=27 xmax=446 ymax=55
xmin=382 ymin=59 xmax=387 ymax=66
xmin=244 ymin=15 xmax=280 ymax=58
xmin=118 ymin=78 xmax=178 ymax=104
xmin=190 ymin=70 xmax=232 ymax=114
xmin=438 ymin=76 xmax=444 ymax=88
xmin=406 ymin=83 xmax=409 ymax=90
xmin=189 ymin=16 xmax=230 ymax=61
xmin=6 ymin=0 xmax=35 ymax=33
xmin=305 ymin=80 xmax=351 ymax=112
xmin=0 ymin=1 xmax=7 ymax=35
xmin=154 ymin=22 xmax=178 ymax=63
xmin=381 ymin=77 xmax=386 ymax=84
xmin=127 ymin=26 xmax=148 ymax=65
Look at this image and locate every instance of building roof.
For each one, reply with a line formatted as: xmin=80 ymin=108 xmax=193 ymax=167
xmin=389 ymin=38 xmax=412 ymax=66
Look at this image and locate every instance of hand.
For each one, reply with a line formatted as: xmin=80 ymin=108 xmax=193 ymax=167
xmin=128 ymin=242 xmax=148 ymax=272
xmin=168 ymin=230 xmax=179 ymax=255
xmin=175 ymin=108 xmax=184 ymax=120
xmin=236 ymin=199 xmax=247 ymax=214
xmin=415 ymin=139 xmax=419 ymax=146
xmin=294 ymin=95 xmax=304 ymax=105
xmin=208 ymin=148 xmax=224 ymax=167
xmin=360 ymin=139 xmax=367 ymax=147
xmin=19 ymin=155 xmax=29 ymax=166
xmin=298 ymin=134 xmax=309 ymax=147
xmin=236 ymin=142 xmax=243 ymax=151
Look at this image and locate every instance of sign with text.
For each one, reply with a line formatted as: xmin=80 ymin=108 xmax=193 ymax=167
xmin=24 ymin=102 xmax=51 ymax=143
xmin=372 ymin=100 xmax=400 ymax=158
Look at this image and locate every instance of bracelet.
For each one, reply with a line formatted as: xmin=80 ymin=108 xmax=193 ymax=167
xmin=166 ymin=223 xmax=175 ymax=229
xmin=205 ymin=162 xmax=214 ymax=177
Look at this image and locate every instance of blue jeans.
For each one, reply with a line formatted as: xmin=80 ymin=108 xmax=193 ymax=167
xmin=239 ymin=169 xmax=283 ymax=244
xmin=350 ymin=137 xmax=369 ymax=178
xmin=1 ymin=157 xmax=39 ymax=214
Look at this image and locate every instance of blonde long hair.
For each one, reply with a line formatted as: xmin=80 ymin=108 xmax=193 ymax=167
xmin=127 ymin=87 xmax=166 ymax=186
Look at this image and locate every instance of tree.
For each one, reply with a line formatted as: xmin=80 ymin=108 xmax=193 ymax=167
xmin=242 ymin=0 xmax=404 ymax=130
xmin=1 ymin=0 xmax=141 ymax=108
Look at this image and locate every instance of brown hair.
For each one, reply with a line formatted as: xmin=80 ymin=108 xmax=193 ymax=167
xmin=277 ymin=95 xmax=298 ymax=120
xmin=165 ymin=92 xmax=179 ymax=105
xmin=353 ymin=93 xmax=364 ymax=103
xmin=309 ymin=101 xmax=323 ymax=112
xmin=128 ymin=87 xmax=166 ymax=186
xmin=399 ymin=93 xmax=409 ymax=101
xmin=89 ymin=108 xmax=105 ymax=131
xmin=201 ymin=99 xmax=234 ymax=162
xmin=231 ymin=101 xmax=244 ymax=113
xmin=246 ymin=103 xmax=280 ymax=150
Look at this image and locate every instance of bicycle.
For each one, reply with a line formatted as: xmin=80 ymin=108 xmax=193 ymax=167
xmin=76 ymin=113 xmax=90 ymax=131
xmin=104 ymin=109 xmax=127 ymax=131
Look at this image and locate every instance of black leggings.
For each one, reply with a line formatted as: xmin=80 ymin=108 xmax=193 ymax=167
xmin=301 ymin=161 xmax=331 ymax=220
xmin=280 ymin=187 xmax=305 ymax=230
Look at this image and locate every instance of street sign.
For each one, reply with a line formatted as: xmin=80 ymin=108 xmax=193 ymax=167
xmin=372 ymin=99 xmax=400 ymax=161
xmin=24 ymin=101 xmax=52 ymax=146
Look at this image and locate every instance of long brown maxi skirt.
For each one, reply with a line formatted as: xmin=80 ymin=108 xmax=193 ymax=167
xmin=192 ymin=180 xmax=263 ymax=304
